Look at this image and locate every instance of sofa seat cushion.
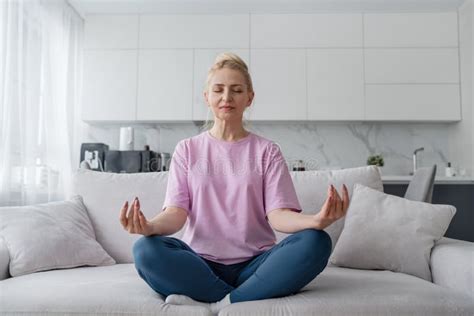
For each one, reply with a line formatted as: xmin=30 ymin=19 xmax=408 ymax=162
xmin=1 ymin=265 xmax=473 ymax=316
xmin=0 ymin=264 xmax=211 ymax=316
xmin=220 ymin=266 xmax=474 ymax=316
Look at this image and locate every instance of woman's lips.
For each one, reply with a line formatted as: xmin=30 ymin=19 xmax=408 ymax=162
xmin=219 ymin=106 xmax=235 ymax=111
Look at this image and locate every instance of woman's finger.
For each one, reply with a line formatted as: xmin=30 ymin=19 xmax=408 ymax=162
xmin=321 ymin=190 xmax=331 ymax=213
xmin=342 ymin=184 xmax=350 ymax=212
xmin=128 ymin=198 xmax=138 ymax=231
xmin=133 ymin=200 xmax=142 ymax=232
xmin=329 ymin=186 xmax=337 ymax=217
xmin=139 ymin=211 xmax=148 ymax=234
xmin=127 ymin=198 xmax=136 ymax=222
xmin=119 ymin=201 xmax=128 ymax=228
xmin=333 ymin=187 xmax=343 ymax=217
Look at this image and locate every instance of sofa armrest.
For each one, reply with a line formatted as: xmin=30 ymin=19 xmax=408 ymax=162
xmin=431 ymin=237 xmax=474 ymax=298
xmin=0 ymin=237 xmax=10 ymax=280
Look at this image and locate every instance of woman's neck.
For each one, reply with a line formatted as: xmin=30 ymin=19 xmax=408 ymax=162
xmin=208 ymin=123 xmax=248 ymax=142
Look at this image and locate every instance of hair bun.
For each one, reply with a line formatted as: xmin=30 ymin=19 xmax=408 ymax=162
xmin=214 ymin=52 xmax=249 ymax=72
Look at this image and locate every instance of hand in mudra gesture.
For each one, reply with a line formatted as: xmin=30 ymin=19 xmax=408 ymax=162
xmin=314 ymin=184 xmax=350 ymax=230
xmin=119 ymin=197 xmax=154 ymax=236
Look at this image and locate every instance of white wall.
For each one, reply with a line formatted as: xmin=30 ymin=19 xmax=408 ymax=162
xmin=449 ymin=0 xmax=473 ymax=176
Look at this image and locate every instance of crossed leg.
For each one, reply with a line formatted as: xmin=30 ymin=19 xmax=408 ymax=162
xmin=133 ymin=228 xmax=332 ymax=304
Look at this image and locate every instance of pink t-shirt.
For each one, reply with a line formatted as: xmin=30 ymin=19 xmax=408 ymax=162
xmin=162 ymin=131 xmax=302 ymax=265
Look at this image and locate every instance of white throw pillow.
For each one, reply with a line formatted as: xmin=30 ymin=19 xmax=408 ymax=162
xmin=330 ymin=184 xmax=456 ymax=281
xmin=288 ymin=165 xmax=384 ymax=249
xmin=0 ymin=195 xmax=115 ymax=277
xmin=71 ymin=169 xmax=172 ymax=263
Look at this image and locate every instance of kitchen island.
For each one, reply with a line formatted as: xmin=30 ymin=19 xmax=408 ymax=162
xmin=382 ymin=176 xmax=474 ymax=242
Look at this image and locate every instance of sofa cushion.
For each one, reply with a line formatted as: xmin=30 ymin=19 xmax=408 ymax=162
xmin=0 ymin=264 xmax=211 ymax=316
xmin=0 ymin=264 xmax=472 ymax=316
xmin=431 ymin=237 xmax=474 ymax=299
xmin=72 ymin=166 xmax=383 ymax=264
xmin=0 ymin=237 xmax=10 ymax=280
xmin=284 ymin=165 xmax=384 ymax=250
xmin=0 ymin=195 xmax=115 ymax=277
xmin=220 ymin=266 xmax=474 ymax=316
xmin=330 ymin=184 xmax=456 ymax=282
xmin=71 ymin=169 xmax=178 ymax=263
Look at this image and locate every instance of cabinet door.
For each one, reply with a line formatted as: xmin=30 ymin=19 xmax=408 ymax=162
xmin=251 ymin=14 xmax=363 ymax=48
xmin=307 ymin=49 xmax=364 ymax=120
xmin=365 ymin=48 xmax=459 ymax=83
xmin=250 ymin=49 xmax=306 ymax=120
xmin=140 ymin=15 xmax=249 ymax=49
xmin=193 ymin=49 xmax=250 ymax=121
xmin=365 ymin=85 xmax=461 ymax=121
xmin=137 ymin=50 xmax=193 ymax=121
xmin=84 ymin=15 xmax=139 ymax=49
xmin=82 ymin=50 xmax=137 ymax=121
xmin=364 ymin=12 xmax=458 ymax=47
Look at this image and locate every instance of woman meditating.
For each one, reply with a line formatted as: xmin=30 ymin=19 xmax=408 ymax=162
xmin=119 ymin=52 xmax=350 ymax=315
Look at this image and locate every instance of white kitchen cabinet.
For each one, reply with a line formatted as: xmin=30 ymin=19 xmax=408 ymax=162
xmin=84 ymin=15 xmax=139 ymax=49
xmin=365 ymin=85 xmax=461 ymax=121
xmin=307 ymin=49 xmax=364 ymax=120
xmin=364 ymin=12 xmax=458 ymax=47
xmin=192 ymin=49 xmax=250 ymax=121
xmin=82 ymin=50 xmax=137 ymax=121
xmin=365 ymin=48 xmax=460 ymax=83
xmin=251 ymin=14 xmax=363 ymax=48
xmin=137 ymin=50 xmax=193 ymax=121
xmin=250 ymin=49 xmax=306 ymax=120
xmin=139 ymin=15 xmax=249 ymax=49
xmin=81 ymin=12 xmax=462 ymax=123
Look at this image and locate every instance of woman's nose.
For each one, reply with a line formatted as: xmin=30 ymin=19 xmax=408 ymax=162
xmin=222 ymin=90 xmax=232 ymax=101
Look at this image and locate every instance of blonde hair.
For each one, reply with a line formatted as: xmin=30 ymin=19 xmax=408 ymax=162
xmin=201 ymin=52 xmax=253 ymax=131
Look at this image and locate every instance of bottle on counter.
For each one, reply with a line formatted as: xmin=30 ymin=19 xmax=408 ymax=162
xmin=292 ymin=160 xmax=306 ymax=171
xmin=445 ymin=162 xmax=455 ymax=177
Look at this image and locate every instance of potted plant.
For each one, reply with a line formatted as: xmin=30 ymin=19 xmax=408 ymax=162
xmin=367 ymin=154 xmax=384 ymax=173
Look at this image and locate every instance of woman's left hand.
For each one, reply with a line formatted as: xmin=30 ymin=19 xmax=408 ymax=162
xmin=313 ymin=184 xmax=350 ymax=230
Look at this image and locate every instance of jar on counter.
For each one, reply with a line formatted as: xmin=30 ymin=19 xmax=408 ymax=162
xmin=292 ymin=160 xmax=306 ymax=171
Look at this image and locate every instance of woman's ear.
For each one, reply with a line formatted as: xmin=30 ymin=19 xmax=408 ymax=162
xmin=247 ymin=91 xmax=255 ymax=106
xmin=203 ymin=91 xmax=209 ymax=105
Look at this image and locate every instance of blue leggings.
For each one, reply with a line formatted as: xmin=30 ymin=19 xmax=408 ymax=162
xmin=133 ymin=228 xmax=331 ymax=304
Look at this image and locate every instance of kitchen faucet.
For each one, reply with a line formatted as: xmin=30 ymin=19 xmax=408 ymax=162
xmin=411 ymin=147 xmax=424 ymax=175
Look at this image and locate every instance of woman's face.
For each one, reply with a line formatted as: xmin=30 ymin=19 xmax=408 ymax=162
xmin=204 ymin=68 xmax=254 ymax=122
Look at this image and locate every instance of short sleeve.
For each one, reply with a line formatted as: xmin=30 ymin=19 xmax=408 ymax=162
xmin=162 ymin=140 xmax=190 ymax=214
xmin=263 ymin=143 xmax=302 ymax=215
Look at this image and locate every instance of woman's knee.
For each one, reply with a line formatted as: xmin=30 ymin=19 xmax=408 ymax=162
xmin=133 ymin=235 xmax=165 ymax=266
xmin=296 ymin=229 xmax=332 ymax=259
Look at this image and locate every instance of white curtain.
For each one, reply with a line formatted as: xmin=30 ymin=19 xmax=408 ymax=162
xmin=0 ymin=0 xmax=84 ymax=206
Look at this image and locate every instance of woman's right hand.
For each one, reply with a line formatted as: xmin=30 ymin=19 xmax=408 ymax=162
xmin=119 ymin=197 xmax=154 ymax=236
xmin=313 ymin=184 xmax=350 ymax=230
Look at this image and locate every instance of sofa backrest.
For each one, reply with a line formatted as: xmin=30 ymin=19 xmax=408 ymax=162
xmin=71 ymin=165 xmax=383 ymax=263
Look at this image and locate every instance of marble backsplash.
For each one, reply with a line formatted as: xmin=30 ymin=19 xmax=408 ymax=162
xmin=81 ymin=121 xmax=468 ymax=177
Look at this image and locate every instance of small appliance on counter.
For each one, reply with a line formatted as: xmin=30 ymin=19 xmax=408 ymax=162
xmin=80 ymin=143 xmax=109 ymax=171
xmin=119 ymin=127 xmax=134 ymax=151
xmin=292 ymin=160 xmax=306 ymax=171
xmin=104 ymin=147 xmax=163 ymax=173
xmin=160 ymin=152 xmax=171 ymax=171
xmin=80 ymin=142 xmax=170 ymax=173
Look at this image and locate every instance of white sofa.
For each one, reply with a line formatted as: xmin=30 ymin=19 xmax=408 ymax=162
xmin=1 ymin=166 xmax=473 ymax=316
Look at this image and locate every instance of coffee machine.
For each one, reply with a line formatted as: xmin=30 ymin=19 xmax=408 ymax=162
xmin=160 ymin=152 xmax=171 ymax=171
xmin=80 ymin=143 xmax=171 ymax=173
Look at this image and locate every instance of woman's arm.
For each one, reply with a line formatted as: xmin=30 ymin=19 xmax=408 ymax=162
xmin=149 ymin=206 xmax=188 ymax=236
xmin=267 ymin=184 xmax=349 ymax=233
xmin=267 ymin=208 xmax=319 ymax=233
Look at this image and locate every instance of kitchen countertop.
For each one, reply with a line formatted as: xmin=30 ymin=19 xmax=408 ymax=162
xmin=382 ymin=175 xmax=474 ymax=184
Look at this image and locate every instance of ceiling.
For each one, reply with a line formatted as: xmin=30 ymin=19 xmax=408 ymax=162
xmin=67 ymin=0 xmax=468 ymax=18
